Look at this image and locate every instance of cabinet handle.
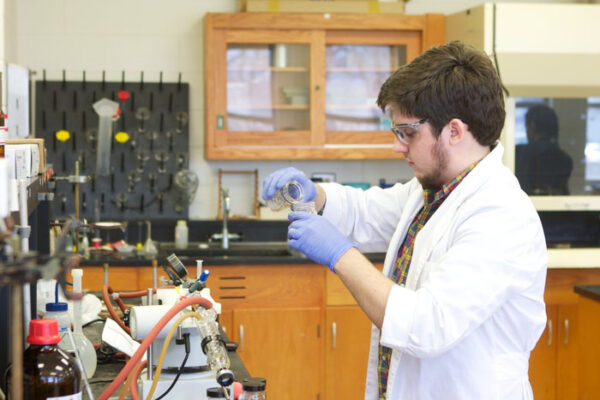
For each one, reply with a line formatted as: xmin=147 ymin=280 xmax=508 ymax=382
xmin=239 ymin=324 xmax=244 ymax=352
xmin=564 ymin=318 xmax=569 ymax=345
xmin=547 ymin=319 xmax=553 ymax=346
xmin=332 ymin=322 xmax=337 ymax=350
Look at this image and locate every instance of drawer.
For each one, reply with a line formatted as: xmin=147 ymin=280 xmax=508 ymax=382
xmin=207 ymin=265 xmax=325 ymax=309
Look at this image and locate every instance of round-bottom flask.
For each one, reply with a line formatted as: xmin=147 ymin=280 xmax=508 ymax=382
xmin=59 ymin=331 xmax=97 ymax=379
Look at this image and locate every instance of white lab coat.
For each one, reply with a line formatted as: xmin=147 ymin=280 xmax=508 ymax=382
xmin=321 ymin=143 xmax=548 ymax=400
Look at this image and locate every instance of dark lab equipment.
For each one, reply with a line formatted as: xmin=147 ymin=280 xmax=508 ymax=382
xmin=36 ymin=78 xmax=190 ymax=221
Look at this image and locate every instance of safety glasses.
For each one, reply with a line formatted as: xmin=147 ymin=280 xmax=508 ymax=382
xmin=391 ymin=118 xmax=428 ymax=144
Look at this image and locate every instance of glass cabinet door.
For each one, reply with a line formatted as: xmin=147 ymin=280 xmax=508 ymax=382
xmin=325 ymin=44 xmax=406 ymax=131
xmin=323 ymin=31 xmax=421 ymax=145
xmin=227 ymin=43 xmax=311 ymax=132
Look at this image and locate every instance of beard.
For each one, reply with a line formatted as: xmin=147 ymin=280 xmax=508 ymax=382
xmin=417 ymin=138 xmax=449 ymax=191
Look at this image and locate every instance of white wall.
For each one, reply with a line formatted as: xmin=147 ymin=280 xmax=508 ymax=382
xmin=9 ymin=0 xmax=583 ymax=219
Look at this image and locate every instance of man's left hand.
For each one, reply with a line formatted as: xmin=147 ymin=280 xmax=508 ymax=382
xmin=288 ymin=212 xmax=356 ymax=272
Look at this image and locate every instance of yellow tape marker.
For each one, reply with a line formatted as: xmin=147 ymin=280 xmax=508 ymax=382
xmin=267 ymin=0 xmax=279 ymax=12
xmin=114 ymin=131 xmax=130 ymax=144
xmin=55 ymin=130 xmax=70 ymax=142
xmin=368 ymin=0 xmax=381 ymax=14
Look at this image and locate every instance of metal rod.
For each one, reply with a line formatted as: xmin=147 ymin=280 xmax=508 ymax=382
xmin=74 ymin=161 xmax=80 ymax=252
xmin=146 ymin=288 xmax=154 ymax=380
xmin=152 ymin=259 xmax=158 ymax=289
xmin=103 ymin=263 xmax=109 ymax=286
xmin=18 ymin=180 xmax=31 ymax=336
xmin=10 ymin=284 xmax=24 ymax=400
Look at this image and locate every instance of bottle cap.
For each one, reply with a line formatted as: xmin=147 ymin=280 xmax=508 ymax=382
xmin=206 ymin=387 xmax=227 ymax=398
xmin=242 ymin=377 xmax=267 ymax=391
xmin=27 ymin=319 xmax=61 ymax=345
xmin=177 ymin=220 xmax=187 ymax=226
xmin=46 ymin=302 xmax=68 ymax=312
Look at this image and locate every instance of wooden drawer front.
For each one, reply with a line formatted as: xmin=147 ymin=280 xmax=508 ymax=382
xmin=326 ymin=263 xmax=383 ymax=306
xmin=207 ymin=265 xmax=324 ymax=309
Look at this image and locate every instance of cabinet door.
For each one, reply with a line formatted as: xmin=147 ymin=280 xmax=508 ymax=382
xmin=578 ymin=296 xmax=600 ymax=399
xmin=232 ymin=307 xmax=322 ymax=400
xmin=207 ymin=28 xmax=323 ymax=157
xmin=325 ymin=306 xmax=372 ymax=400
xmin=556 ymin=304 xmax=579 ymax=400
xmin=324 ymin=30 xmax=421 ymax=147
xmin=529 ymin=305 xmax=557 ymax=400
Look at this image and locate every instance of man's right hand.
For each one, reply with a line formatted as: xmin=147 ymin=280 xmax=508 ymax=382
xmin=262 ymin=167 xmax=317 ymax=202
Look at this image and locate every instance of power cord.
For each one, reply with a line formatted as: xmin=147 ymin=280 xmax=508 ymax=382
xmin=155 ymin=333 xmax=190 ymax=400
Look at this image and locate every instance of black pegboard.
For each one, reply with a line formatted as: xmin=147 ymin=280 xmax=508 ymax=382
xmin=35 ymin=79 xmax=190 ymax=221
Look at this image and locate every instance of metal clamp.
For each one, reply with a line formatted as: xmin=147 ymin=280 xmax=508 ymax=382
xmin=15 ymin=225 xmax=31 ymax=239
xmin=37 ymin=192 xmax=55 ymax=201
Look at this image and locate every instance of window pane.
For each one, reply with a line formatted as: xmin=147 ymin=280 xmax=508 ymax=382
xmin=226 ymin=44 xmax=310 ymax=131
xmin=514 ymin=97 xmax=600 ymax=195
xmin=325 ymin=45 xmax=406 ymax=131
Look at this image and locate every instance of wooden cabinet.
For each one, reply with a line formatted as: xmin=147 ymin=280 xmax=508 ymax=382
xmin=324 ymin=266 xmax=380 ymax=400
xmin=577 ymin=295 xmax=600 ymax=399
xmin=231 ymin=308 xmax=322 ymax=400
xmin=529 ymin=268 xmax=600 ymax=400
xmin=204 ymin=13 xmax=444 ymax=159
xmin=83 ymin=263 xmax=600 ymax=399
xmin=208 ymin=265 xmax=324 ymax=400
xmin=325 ymin=306 xmax=371 ymax=400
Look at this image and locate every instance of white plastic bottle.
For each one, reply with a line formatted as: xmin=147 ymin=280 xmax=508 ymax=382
xmin=44 ymin=302 xmax=71 ymax=348
xmin=175 ymin=220 xmax=189 ymax=249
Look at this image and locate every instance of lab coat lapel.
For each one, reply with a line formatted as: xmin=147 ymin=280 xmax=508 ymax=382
xmin=382 ymin=185 xmax=424 ymax=278
xmin=404 ymin=143 xmax=504 ymax=289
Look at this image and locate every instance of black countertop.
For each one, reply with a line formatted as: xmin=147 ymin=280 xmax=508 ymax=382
xmin=79 ymin=241 xmax=386 ymax=267
xmin=574 ymin=285 xmax=600 ymax=302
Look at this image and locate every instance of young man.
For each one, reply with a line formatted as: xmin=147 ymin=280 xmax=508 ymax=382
xmin=262 ymin=41 xmax=547 ymax=399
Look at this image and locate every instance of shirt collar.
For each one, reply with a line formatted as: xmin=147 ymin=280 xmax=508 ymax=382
xmin=422 ymin=160 xmax=480 ymax=206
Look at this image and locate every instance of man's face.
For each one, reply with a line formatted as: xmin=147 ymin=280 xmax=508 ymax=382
xmin=391 ymin=112 xmax=449 ymax=191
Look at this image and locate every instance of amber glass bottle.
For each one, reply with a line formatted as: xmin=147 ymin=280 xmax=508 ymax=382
xmin=22 ymin=319 xmax=82 ymax=399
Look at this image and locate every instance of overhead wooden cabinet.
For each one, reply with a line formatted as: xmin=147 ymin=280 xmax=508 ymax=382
xmin=204 ymin=13 xmax=445 ymax=159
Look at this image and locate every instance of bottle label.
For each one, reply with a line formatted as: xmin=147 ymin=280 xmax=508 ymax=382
xmin=47 ymin=393 xmax=82 ymax=400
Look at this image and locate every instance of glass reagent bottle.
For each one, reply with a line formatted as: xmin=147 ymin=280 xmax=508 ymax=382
xmin=266 ymin=180 xmax=315 ymax=213
xmin=22 ymin=319 xmax=82 ymax=399
xmin=239 ymin=377 xmax=267 ymax=400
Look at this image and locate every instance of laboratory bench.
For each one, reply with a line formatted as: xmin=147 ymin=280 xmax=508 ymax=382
xmin=71 ymin=230 xmax=600 ymax=399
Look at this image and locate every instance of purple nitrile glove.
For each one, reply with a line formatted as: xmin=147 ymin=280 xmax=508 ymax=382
xmin=288 ymin=211 xmax=356 ymax=272
xmin=262 ymin=167 xmax=317 ymax=203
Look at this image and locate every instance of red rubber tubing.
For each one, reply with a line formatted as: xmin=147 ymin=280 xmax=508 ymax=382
xmin=129 ymin=360 xmax=148 ymax=400
xmin=102 ymin=285 xmax=131 ymax=334
xmin=118 ymin=288 xmax=157 ymax=298
xmin=96 ymin=296 xmax=213 ymax=400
